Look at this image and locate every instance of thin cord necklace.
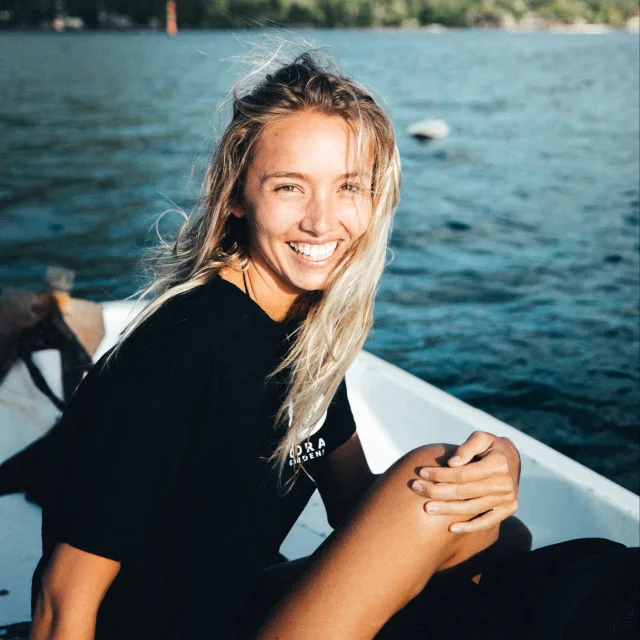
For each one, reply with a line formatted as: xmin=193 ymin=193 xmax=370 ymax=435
xmin=242 ymin=268 xmax=252 ymax=300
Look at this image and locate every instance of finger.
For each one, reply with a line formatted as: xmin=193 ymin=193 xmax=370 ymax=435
xmin=419 ymin=451 xmax=509 ymax=484
xmin=424 ymin=495 xmax=507 ymax=516
xmin=448 ymin=431 xmax=496 ymax=467
xmin=449 ymin=504 xmax=518 ymax=533
xmin=420 ymin=477 xmax=514 ymax=501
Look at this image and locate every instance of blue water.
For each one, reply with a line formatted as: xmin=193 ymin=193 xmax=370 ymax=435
xmin=1 ymin=30 xmax=638 ymax=492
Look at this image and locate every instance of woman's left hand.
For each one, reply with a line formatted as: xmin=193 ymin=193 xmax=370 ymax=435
xmin=412 ymin=431 xmax=521 ymax=533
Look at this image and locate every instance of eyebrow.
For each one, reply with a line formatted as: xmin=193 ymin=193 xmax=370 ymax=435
xmin=260 ymin=171 xmax=370 ymax=185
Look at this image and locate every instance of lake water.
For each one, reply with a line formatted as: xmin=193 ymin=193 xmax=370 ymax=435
xmin=1 ymin=30 xmax=638 ymax=493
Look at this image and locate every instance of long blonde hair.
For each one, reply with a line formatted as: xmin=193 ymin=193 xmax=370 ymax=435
xmin=110 ymin=46 xmax=401 ymax=489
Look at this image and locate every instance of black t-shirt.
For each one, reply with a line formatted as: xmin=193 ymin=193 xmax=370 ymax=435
xmin=32 ymin=276 xmax=357 ymax=639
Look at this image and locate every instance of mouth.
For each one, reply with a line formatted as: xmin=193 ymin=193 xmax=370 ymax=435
xmin=287 ymin=240 xmax=339 ymax=263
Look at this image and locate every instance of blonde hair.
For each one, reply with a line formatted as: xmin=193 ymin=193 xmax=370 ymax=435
xmin=109 ymin=45 xmax=401 ymax=489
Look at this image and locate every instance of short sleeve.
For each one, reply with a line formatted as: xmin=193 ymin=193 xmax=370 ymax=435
xmin=323 ymin=378 xmax=357 ymax=452
xmin=50 ymin=298 xmax=214 ymax=563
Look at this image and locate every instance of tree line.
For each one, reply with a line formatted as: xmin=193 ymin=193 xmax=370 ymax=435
xmin=2 ymin=0 xmax=639 ymax=28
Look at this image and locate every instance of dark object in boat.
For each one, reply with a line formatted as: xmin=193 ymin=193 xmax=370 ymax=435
xmin=0 ymin=267 xmax=103 ymax=406
xmin=0 ymin=423 xmax=61 ymax=504
xmin=0 ymin=267 xmax=104 ymax=504
xmin=0 ymin=288 xmax=89 ymax=409
xmin=0 ymin=288 xmax=42 ymax=387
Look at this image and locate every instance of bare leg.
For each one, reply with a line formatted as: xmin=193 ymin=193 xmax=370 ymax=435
xmin=255 ymin=444 xmax=502 ymax=640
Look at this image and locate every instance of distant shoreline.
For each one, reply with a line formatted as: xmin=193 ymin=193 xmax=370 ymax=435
xmin=2 ymin=0 xmax=637 ymax=35
xmin=1 ymin=24 xmax=639 ymax=34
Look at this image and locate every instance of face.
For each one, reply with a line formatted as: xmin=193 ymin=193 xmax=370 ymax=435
xmin=231 ymin=111 xmax=374 ymax=298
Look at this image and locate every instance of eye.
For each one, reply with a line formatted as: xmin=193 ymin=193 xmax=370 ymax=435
xmin=341 ymin=183 xmax=362 ymax=193
xmin=274 ymin=184 xmax=299 ymax=193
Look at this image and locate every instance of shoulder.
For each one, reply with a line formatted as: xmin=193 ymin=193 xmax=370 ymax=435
xmin=63 ymin=282 xmax=226 ymax=426
xmin=133 ymin=276 xmax=266 ymax=339
xmin=88 ymin=281 xmax=221 ymax=385
xmin=120 ymin=278 xmax=225 ymax=353
xmin=140 ymin=279 xmax=219 ymax=334
xmin=93 ymin=276 xmax=284 ymax=385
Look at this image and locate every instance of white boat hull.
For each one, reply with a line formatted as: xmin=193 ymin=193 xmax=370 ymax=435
xmin=1 ymin=300 xmax=638 ymax=625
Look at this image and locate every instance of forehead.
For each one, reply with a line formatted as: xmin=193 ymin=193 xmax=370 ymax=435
xmin=251 ymin=111 xmax=374 ymax=176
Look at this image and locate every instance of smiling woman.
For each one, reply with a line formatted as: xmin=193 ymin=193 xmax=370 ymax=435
xmin=28 ymin=47 xmax=638 ymax=640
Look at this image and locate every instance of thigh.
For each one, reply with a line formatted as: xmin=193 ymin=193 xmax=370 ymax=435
xmin=240 ymin=557 xmax=491 ymax=640
xmin=238 ymin=558 xmax=309 ymax=639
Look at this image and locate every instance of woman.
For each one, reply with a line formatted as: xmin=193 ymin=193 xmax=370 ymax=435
xmin=29 ymin=51 xmax=634 ymax=640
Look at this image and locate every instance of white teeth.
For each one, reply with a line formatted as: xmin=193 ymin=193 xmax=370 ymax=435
xmin=288 ymin=241 xmax=338 ymax=261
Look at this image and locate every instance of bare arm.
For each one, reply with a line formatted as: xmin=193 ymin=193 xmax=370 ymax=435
xmin=315 ymin=433 xmax=378 ymax=529
xmin=30 ymin=543 xmax=121 ymax=640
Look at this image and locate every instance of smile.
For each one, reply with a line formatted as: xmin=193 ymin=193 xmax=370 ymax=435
xmin=288 ymin=241 xmax=339 ymax=262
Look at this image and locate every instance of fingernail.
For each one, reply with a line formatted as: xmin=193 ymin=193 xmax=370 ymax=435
xmin=419 ymin=469 xmax=430 ymax=480
xmin=412 ymin=480 xmax=424 ymax=494
xmin=450 ymin=525 xmax=462 ymax=533
xmin=426 ymin=503 xmax=439 ymax=514
xmin=449 ymin=456 xmax=462 ymax=464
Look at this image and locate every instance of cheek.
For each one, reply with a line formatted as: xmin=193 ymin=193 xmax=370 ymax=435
xmin=249 ymin=206 xmax=297 ymax=243
xmin=345 ymin=200 xmax=374 ymax=240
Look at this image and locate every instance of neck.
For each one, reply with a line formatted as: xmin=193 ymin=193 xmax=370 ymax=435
xmin=219 ymin=259 xmax=299 ymax=323
xmin=245 ymin=257 xmax=299 ymax=322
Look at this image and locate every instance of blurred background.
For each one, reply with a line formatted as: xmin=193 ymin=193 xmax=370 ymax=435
xmin=1 ymin=2 xmax=639 ymax=495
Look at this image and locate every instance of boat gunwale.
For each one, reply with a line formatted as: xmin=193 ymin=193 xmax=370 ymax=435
xmin=350 ymin=350 xmax=640 ymax=518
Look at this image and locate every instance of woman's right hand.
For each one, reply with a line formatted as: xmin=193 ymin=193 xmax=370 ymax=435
xmin=30 ymin=543 xmax=120 ymax=640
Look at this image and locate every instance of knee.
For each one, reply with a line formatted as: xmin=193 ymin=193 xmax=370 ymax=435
xmin=397 ymin=443 xmax=458 ymax=474
xmin=385 ymin=443 xmax=457 ymax=492
xmin=385 ymin=443 xmax=500 ymax=573
xmin=370 ymin=443 xmax=457 ymax=529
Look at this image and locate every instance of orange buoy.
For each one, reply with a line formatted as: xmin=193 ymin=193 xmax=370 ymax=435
xmin=166 ymin=1 xmax=178 ymax=36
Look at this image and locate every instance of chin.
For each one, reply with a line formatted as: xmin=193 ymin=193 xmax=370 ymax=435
xmin=278 ymin=254 xmax=337 ymax=293
xmin=288 ymin=272 xmax=330 ymax=293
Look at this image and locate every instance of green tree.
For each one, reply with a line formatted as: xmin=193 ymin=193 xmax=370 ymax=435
xmin=535 ymin=0 xmax=592 ymax=22
xmin=495 ymin=0 xmax=528 ymax=18
xmin=286 ymin=0 xmax=323 ymax=24
xmin=355 ymin=0 xmax=374 ymax=24
xmin=418 ymin=0 xmax=474 ymax=25
xmin=583 ymin=0 xmax=639 ymax=23
xmin=3 ymin=0 xmax=54 ymax=26
xmin=317 ymin=0 xmax=350 ymax=25
xmin=380 ymin=0 xmax=411 ymax=25
xmin=467 ymin=0 xmax=507 ymax=25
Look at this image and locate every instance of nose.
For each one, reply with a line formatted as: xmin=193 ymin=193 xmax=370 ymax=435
xmin=299 ymin=193 xmax=334 ymax=237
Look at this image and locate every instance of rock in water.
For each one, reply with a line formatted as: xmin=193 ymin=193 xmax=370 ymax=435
xmin=408 ymin=119 xmax=450 ymax=142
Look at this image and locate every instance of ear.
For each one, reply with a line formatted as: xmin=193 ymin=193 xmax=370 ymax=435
xmin=229 ymin=202 xmax=246 ymax=219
